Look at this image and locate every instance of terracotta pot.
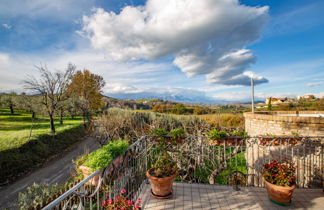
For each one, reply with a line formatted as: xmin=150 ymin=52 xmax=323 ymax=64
xmin=146 ymin=168 xmax=176 ymax=199
xmin=79 ymin=165 xmax=101 ymax=186
xmin=264 ymin=179 xmax=296 ymax=205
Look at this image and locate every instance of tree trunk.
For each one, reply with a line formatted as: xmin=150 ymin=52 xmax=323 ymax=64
xmin=49 ymin=114 xmax=55 ymax=134
xmin=32 ymin=111 xmax=36 ymax=119
xmin=82 ymin=114 xmax=87 ymax=128
xmin=60 ymin=108 xmax=63 ymax=125
xmin=9 ymin=105 xmax=14 ymax=114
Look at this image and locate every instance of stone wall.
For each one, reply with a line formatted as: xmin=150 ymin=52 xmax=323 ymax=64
xmin=244 ymin=111 xmax=324 ymax=136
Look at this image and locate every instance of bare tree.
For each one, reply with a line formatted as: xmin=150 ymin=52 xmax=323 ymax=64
xmin=23 ymin=64 xmax=75 ymax=133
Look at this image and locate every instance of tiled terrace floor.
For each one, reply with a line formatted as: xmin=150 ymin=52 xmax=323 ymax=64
xmin=139 ymin=182 xmax=324 ymax=210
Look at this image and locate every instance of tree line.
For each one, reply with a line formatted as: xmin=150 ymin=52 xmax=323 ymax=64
xmin=0 ymin=63 xmax=105 ymax=134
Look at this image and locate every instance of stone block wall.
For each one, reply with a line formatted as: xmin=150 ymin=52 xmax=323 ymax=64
xmin=244 ymin=111 xmax=324 ymax=136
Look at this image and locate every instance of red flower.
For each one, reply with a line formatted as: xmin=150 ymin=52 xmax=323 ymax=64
xmin=102 ymin=201 xmax=107 ymax=207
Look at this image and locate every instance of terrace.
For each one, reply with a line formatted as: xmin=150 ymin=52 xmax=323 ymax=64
xmin=42 ymin=136 xmax=324 ymax=210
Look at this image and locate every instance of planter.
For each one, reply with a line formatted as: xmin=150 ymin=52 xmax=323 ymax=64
xmin=146 ymin=168 xmax=176 ymax=199
xmin=264 ymin=179 xmax=296 ymax=205
xmin=79 ymin=165 xmax=101 ymax=186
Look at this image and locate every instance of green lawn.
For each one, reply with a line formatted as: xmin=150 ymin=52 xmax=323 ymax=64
xmin=0 ymin=108 xmax=82 ymax=151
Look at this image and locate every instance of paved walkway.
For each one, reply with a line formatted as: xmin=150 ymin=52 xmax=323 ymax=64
xmin=140 ymin=182 xmax=324 ymax=210
xmin=0 ymin=136 xmax=100 ymax=210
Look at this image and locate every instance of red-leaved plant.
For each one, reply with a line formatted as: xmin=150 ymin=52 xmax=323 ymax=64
xmin=102 ymin=189 xmax=141 ymax=210
xmin=263 ymin=159 xmax=296 ymax=187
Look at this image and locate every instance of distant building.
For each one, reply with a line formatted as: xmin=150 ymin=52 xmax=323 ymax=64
xmin=265 ymin=97 xmax=286 ymax=105
xmin=297 ymin=94 xmax=316 ymax=100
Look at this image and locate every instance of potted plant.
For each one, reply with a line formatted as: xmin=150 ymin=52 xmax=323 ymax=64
xmin=77 ymin=141 xmax=129 ymax=186
xmin=207 ymin=129 xmax=227 ymax=145
xmin=101 ymin=189 xmax=141 ymax=210
xmin=146 ymin=152 xmax=177 ymax=199
xmin=262 ymin=159 xmax=296 ymax=205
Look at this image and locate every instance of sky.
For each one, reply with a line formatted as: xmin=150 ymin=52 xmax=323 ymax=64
xmin=0 ymin=0 xmax=323 ymax=103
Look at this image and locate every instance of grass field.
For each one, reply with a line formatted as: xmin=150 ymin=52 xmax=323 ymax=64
xmin=0 ymin=108 xmax=82 ymax=151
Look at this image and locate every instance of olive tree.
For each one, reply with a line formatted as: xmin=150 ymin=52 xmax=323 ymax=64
xmin=16 ymin=93 xmax=41 ymax=119
xmin=0 ymin=92 xmax=17 ymax=114
xmin=23 ymin=64 xmax=75 ymax=133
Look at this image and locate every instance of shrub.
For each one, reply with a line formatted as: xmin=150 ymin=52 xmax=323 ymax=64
xmin=151 ymin=128 xmax=168 ymax=136
xmin=169 ymin=128 xmax=185 ymax=140
xmin=208 ymin=129 xmax=227 ymax=140
xmin=220 ymin=114 xmax=244 ymax=129
xmin=94 ymin=108 xmax=209 ymax=142
xmin=231 ymin=130 xmax=249 ymax=137
xmin=17 ymin=183 xmax=60 ymax=209
xmin=77 ymin=140 xmax=129 ymax=171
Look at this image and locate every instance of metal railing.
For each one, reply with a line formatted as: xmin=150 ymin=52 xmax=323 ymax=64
xmin=42 ymin=136 xmax=324 ymax=209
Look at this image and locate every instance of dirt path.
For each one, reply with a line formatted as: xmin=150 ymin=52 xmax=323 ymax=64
xmin=0 ymin=136 xmax=100 ymax=209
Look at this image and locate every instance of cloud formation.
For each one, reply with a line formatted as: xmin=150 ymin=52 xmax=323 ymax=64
xmin=2 ymin=23 xmax=12 ymax=29
xmin=82 ymin=0 xmax=269 ymax=86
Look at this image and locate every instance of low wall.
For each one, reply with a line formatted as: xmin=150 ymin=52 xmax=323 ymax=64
xmin=244 ymin=111 xmax=324 ymax=136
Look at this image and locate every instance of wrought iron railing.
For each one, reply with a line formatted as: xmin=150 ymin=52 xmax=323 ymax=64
xmin=42 ymin=136 xmax=324 ymax=210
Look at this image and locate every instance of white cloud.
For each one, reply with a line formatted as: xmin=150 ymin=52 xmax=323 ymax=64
xmin=81 ymin=0 xmax=269 ymax=86
xmin=0 ymin=49 xmax=172 ymax=93
xmin=2 ymin=23 xmax=12 ymax=29
xmin=105 ymin=83 xmax=141 ymax=94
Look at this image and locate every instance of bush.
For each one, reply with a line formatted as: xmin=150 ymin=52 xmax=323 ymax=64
xmin=151 ymin=128 xmax=168 ymax=136
xmin=77 ymin=140 xmax=129 ymax=171
xmin=208 ymin=129 xmax=227 ymax=140
xmin=220 ymin=114 xmax=244 ymax=129
xmin=169 ymin=128 xmax=185 ymax=140
xmin=94 ymin=108 xmax=209 ymax=142
xmin=231 ymin=130 xmax=249 ymax=137
xmin=17 ymin=183 xmax=60 ymax=209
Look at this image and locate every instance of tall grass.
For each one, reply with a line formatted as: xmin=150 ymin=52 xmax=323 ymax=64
xmin=93 ymin=108 xmax=211 ymax=142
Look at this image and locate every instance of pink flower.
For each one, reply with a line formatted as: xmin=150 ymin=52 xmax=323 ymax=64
xmin=121 ymin=189 xmax=126 ymax=194
xmin=127 ymin=200 xmax=134 ymax=205
xmin=108 ymin=199 xmax=113 ymax=204
xmin=101 ymin=201 xmax=107 ymax=207
xmin=135 ymin=204 xmax=140 ymax=209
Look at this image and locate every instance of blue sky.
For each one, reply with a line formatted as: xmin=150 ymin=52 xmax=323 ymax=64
xmin=0 ymin=0 xmax=323 ymax=102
